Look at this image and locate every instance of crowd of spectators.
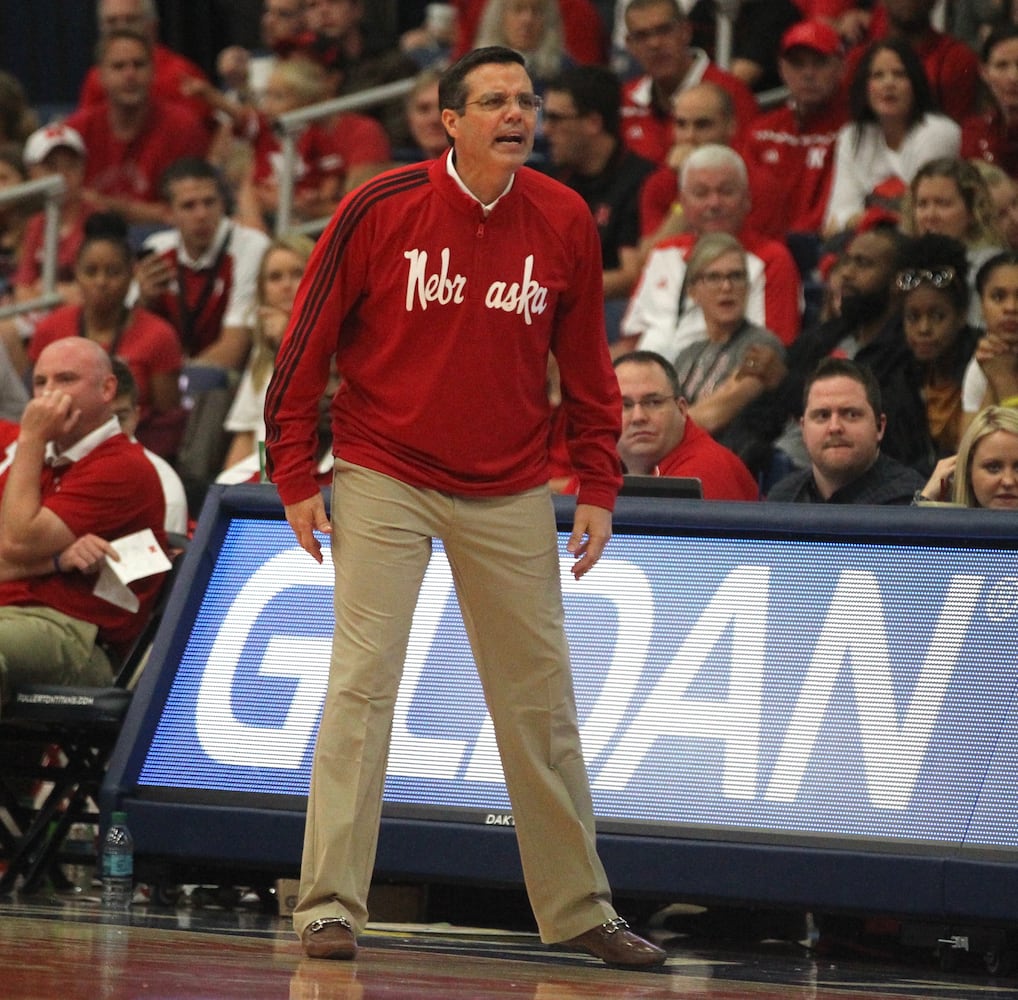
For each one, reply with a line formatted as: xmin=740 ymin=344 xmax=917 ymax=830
xmin=1 ymin=0 xmax=1018 ymax=574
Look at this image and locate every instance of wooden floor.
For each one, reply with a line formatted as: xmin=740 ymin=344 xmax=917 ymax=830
xmin=6 ymin=889 xmax=1018 ymax=1000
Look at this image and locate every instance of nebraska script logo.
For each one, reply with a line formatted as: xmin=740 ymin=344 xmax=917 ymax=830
xmin=403 ymin=248 xmax=549 ymax=325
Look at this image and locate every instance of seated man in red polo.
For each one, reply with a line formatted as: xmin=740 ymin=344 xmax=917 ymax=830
xmin=0 ymin=337 xmax=168 ymax=708
xmin=613 ymin=349 xmax=759 ymax=500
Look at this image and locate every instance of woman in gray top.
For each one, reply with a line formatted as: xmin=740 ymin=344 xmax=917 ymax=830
xmin=673 ymin=232 xmax=785 ymax=446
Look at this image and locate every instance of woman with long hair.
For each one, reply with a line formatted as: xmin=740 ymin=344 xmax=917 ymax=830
xmin=952 ymin=404 xmax=1018 ymax=507
xmin=474 ymin=0 xmax=571 ymax=89
xmin=218 ymin=234 xmax=316 ymax=482
xmin=824 ymin=37 xmax=961 ymax=236
xmin=972 ymin=159 xmax=1018 ymax=248
xmin=903 ymin=157 xmax=1004 ymax=324
xmin=26 ymin=213 xmax=183 ymax=456
xmin=920 ymin=405 xmax=1018 ymax=507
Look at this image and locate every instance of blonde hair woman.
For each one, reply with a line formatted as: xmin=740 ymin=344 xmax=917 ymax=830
xmin=953 ymin=405 xmax=1018 ymax=508
xmin=218 ymin=235 xmax=316 ymax=482
xmin=919 ymin=405 xmax=1018 ymax=506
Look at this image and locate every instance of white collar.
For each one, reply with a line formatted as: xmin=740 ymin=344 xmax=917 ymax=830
xmin=446 ymin=150 xmax=515 ymax=215
xmin=631 ymin=49 xmax=710 ymax=108
xmin=46 ymin=416 xmax=122 ymax=467
xmin=681 ymin=49 xmax=710 ymax=90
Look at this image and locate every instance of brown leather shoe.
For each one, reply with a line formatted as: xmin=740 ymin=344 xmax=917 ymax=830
xmin=558 ymin=917 xmax=667 ymax=967
xmin=301 ymin=916 xmax=358 ymax=960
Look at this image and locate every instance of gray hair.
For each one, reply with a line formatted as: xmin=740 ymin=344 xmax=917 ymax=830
xmin=680 ymin=143 xmax=747 ymax=191
xmin=685 ymin=231 xmax=746 ymax=284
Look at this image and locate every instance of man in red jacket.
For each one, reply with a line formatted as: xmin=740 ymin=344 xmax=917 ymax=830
xmin=265 ymin=45 xmax=666 ymax=969
xmin=739 ymin=20 xmax=849 ymax=243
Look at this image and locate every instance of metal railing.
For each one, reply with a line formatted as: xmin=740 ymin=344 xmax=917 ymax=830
xmin=0 ymin=175 xmax=66 ymax=321
xmin=268 ymin=2 xmax=796 ymax=237
xmin=273 ymin=76 xmax=418 ymax=238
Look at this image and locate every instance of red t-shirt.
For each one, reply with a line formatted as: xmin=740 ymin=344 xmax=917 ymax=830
xmin=28 ymin=305 xmax=182 ymax=419
xmin=0 ymin=431 xmax=167 ymax=654
xmin=322 ymin=112 xmax=393 ymax=173
xmin=66 ymin=98 xmax=210 ymax=205
xmin=552 ymin=414 xmax=759 ymax=501
xmin=13 ymin=211 xmax=91 ymax=289
xmin=240 ymin=109 xmax=390 ymax=195
xmin=78 ymin=43 xmax=215 ymax=135
xmin=962 ymin=108 xmax=1018 ymax=179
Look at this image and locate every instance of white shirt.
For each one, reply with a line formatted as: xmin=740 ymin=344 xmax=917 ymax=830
xmin=962 ymin=356 xmax=988 ymax=414
xmin=824 ymin=114 xmax=961 ymax=232
xmin=142 ymin=445 xmax=188 ymax=535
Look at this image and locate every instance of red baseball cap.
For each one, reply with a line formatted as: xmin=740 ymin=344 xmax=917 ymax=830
xmin=780 ymin=20 xmax=844 ymax=58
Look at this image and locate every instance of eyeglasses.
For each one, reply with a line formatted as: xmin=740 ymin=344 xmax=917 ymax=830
xmin=694 ymin=270 xmax=748 ymax=288
xmin=464 ymin=92 xmax=543 ymax=114
xmin=895 ymin=267 xmax=957 ymax=291
xmin=621 ymin=394 xmax=676 ymax=412
xmin=627 ymin=20 xmax=682 ymax=45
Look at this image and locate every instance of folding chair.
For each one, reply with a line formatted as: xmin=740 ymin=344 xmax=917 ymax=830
xmin=0 ymin=541 xmax=184 ymax=895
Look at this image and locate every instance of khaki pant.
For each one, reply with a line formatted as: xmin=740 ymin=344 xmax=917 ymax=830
xmin=0 ymin=605 xmax=113 ymax=710
xmin=294 ymin=461 xmax=615 ymax=942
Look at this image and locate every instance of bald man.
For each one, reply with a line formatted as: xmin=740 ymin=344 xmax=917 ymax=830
xmin=0 ymin=337 xmax=167 ymax=707
xmin=639 ymin=81 xmax=737 ymax=241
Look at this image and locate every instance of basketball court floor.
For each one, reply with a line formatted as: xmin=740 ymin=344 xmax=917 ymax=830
xmin=6 ymin=889 xmax=1018 ymax=1000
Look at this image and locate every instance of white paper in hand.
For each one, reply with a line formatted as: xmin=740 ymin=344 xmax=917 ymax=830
xmin=92 ymin=528 xmax=172 ymax=612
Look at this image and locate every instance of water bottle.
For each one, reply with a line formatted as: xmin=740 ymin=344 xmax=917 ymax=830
xmin=100 ymin=811 xmax=134 ymax=909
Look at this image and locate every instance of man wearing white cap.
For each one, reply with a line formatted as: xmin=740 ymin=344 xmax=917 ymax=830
xmin=738 ymin=20 xmax=848 ymax=244
xmin=19 ymin=124 xmax=89 ymax=299
xmin=0 ymin=124 xmax=91 ymax=378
